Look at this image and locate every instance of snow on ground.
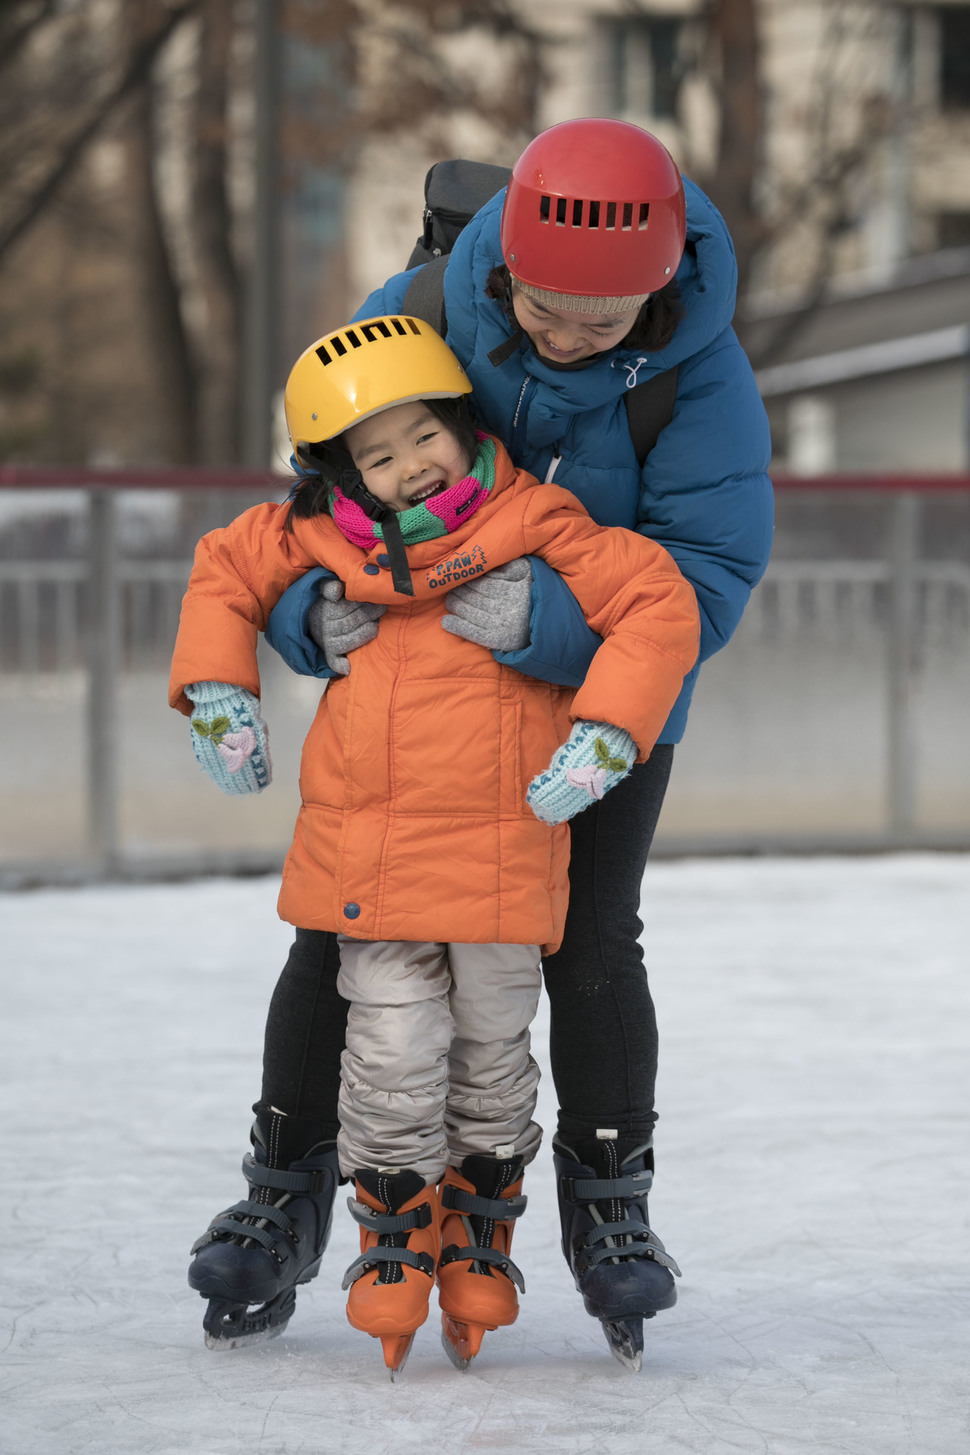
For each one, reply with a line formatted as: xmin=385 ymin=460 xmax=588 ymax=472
xmin=2 ymin=854 xmax=968 ymax=1455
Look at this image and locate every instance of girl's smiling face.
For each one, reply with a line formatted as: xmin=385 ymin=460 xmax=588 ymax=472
xmin=344 ymin=402 xmax=473 ymax=512
xmin=511 ymin=285 xmax=643 ymax=363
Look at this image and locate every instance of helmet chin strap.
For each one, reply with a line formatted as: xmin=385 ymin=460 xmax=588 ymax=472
xmin=339 ymin=468 xmax=415 ymax=597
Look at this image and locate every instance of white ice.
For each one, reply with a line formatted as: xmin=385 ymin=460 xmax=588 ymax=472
xmin=2 ymin=854 xmax=968 ymax=1455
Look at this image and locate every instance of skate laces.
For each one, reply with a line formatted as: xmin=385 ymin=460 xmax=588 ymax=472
xmin=202 ymin=1109 xmax=334 ymax=1252
xmin=209 ymin=1109 xmax=290 ymax=1247
xmin=343 ymin=1171 xmax=435 ymax=1289
xmin=557 ymin=1137 xmax=682 ymax=1277
xmin=439 ymin=1157 xmax=527 ymax=1290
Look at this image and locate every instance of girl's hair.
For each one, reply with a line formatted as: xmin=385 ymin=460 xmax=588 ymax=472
xmin=286 ymin=395 xmax=479 ymax=526
xmin=485 ymin=264 xmax=684 ymax=352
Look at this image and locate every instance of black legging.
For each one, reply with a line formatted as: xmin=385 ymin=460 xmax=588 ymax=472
xmin=261 ymin=746 xmax=674 ymax=1149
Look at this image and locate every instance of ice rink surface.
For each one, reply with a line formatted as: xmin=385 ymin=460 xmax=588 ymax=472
xmin=2 ymin=854 xmax=968 ymax=1455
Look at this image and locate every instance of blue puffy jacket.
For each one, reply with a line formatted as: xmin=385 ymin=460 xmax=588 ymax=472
xmin=266 ymin=178 xmax=773 ymax=742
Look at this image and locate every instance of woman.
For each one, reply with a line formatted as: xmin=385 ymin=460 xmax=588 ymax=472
xmin=188 ymin=118 xmax=772 ymax=1371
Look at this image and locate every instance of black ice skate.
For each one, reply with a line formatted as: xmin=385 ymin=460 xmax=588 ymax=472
xmin=188 ymin=1104 xmax=339 ymax=1349
xmin=553 ymin=1132 xmax=681 ymax=1373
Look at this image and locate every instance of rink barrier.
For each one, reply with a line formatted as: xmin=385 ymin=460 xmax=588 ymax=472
xmin=1 ymin=466 xmax=969 ymax=883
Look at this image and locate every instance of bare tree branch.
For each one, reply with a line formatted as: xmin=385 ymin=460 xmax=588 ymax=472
xmin=0 ymin=0 xmax=199 ymax=267
xmin=0 ymin=0 xmax=58 ymax=78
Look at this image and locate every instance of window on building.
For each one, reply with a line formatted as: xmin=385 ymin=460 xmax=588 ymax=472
xmin=940 ymin=6 xmax=970 ymax=108
xmin=937 ymin=210 xmax=970 ymax=248
xmin=602 ymin=15 xmax=686 ymax=122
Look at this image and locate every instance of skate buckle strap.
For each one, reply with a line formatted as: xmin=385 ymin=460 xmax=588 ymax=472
xmin=581 ymin=1223 xmax=682 ymax=1277
xmin=341 ymin=1246 xmax=435 ymax=1289
xmin=565 ymin=1170 xmax=652 ymax=1202
xmin=582 ymin=1218 xmax=651 ymax=1245
xmin=346 ymin=1197 xmax=433 ymax=1235
xmin=190 ymin=1198 xmax=296 ymax=1254
xmin=440 ymin=1185 xmax=527 ymax=1220
xmin=438 ymin=1242 xmax=526 ymax=1292
xmin=242 ymin=1153 xmax=326 ymax=1196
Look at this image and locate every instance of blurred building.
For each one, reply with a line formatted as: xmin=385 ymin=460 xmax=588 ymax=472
xmin=3 ymin=1 xmax=969 ymax=472
xmin=347 ymin=1 xmax=970 ymax=474
xmin=748 ymin=247 xmax=970 ymax=472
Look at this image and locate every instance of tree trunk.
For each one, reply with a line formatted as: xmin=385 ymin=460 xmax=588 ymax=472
xmin=124 ymin=55 xmax=199 ymax=462
xmin=707 ymin=0 xmax=765 ymax=304
xmin=193 ymin=0 xmax=242 ymax=463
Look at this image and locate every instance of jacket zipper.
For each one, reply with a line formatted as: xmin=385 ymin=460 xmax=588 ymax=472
xmin=509 ymin=376 xmax=536 ymax=463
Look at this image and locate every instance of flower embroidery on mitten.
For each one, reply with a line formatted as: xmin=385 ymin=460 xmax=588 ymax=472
xmin=565 ymin=736 xmax=628 ymax=800
xmin=191 ymin=717 xmax=256 ymax=774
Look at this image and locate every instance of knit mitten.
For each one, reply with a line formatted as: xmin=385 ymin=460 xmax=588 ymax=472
xmin=187 ymin=681 xmax=272 ymax=796
xmin=308 ymin=577 xmax=386 ymax=676
xmin=527 ymin=721 xmax=635 ymax=825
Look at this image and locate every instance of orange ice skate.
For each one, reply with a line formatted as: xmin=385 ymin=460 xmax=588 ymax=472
xmin=342 ymin=1170 xmax=441 ymax=1378
xmin=437 ymin=1154 xmax=526 ymax=1370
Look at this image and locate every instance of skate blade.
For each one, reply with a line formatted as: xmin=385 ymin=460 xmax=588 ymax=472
xmin=203 ymin=1322 xmax=287 ymax=1352
xmin=440 ymin=1315 xmax=487 ymax=1371
xmin=381 ymin=1332 xmax=416 ymax=1379
xmin=201 ymin=1292 xmax=295 ymax=1351
xmin=602 ymin=1317 xmax=644 ymax=1373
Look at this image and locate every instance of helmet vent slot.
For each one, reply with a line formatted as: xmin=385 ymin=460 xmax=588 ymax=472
xmin=537 ymin=196 xmax=650 ymax=232
xmin=315 ymin=316 xmax=421 ymax=367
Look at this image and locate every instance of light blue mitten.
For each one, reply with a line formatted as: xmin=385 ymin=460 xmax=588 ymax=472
xmin=187 ymin=681 xmax=272 ymax=796
xmin=527 ymin=721 xmax=636 ymax=825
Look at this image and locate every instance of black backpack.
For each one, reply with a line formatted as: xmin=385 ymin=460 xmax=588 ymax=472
xmin=401 ymin=159 xmax=679 ymax=467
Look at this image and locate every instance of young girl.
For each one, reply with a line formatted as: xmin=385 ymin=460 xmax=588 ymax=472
xmin=171 ymin=314 xmax=698 ymax=1375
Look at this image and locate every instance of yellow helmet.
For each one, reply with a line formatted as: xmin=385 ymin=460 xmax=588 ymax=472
xmin=284 ymin=315 xmax=472 ymax=460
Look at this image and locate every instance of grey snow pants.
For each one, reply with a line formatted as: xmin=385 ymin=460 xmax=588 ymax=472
xmin=335 ymin=937 xmax=543 ymax=1184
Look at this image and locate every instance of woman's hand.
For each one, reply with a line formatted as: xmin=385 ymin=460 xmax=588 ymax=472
xmin=441 ymin=557 xmax=532 ymax=652
xmin=307 ymin=578 xmax=386 ymax=676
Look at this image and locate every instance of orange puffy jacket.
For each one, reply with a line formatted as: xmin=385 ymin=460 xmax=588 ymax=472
xmin=169 ymin=439 xmax=698 ymax=951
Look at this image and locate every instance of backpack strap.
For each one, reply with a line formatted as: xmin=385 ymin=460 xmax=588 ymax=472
xmin=624 ymin=365 xmax=679 ymax=468
xmin=402 ymin=255 xmax=449 ymax=335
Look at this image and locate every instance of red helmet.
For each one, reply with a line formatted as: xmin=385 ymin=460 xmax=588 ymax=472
xmin=500 ymin=118 xmax=686 ymax=312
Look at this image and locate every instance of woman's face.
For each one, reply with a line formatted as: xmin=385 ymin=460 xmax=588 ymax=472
xmin=344 ymin=402 xmax=472 ymax=512
xmin=511 ymin=286 xmax=643 ymax=364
